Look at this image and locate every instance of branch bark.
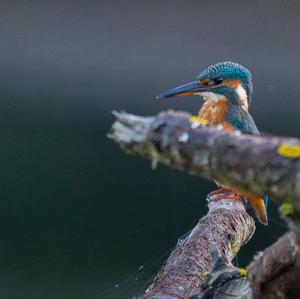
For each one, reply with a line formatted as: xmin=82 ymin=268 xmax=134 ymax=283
xmin=247 ymin=231 xmax=300 ymax=299
xmin=109 ymin=110 xmax=300 ymax=215
xmin=141 ymin=196 xmax=255 ymax=299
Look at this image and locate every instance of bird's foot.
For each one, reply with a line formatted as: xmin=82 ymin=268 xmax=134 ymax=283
xmin=208 ymin=187 xmax=231 ymax=196
xmin=207 ymin=190 xmax=241 ymax=203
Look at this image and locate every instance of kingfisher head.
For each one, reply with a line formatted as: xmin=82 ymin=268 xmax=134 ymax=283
xmin=156 ymin=62 xmax=252 ymax=108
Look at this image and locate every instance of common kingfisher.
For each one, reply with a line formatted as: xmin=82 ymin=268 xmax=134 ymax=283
xmin=156 ymin=61 xmax=269 ymax=225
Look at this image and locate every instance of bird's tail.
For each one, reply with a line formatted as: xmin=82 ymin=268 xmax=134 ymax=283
xmin=247 ymin=194 xmax=269 ymax=225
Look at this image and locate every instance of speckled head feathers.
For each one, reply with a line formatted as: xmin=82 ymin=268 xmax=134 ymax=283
xmin=197 ymin=61 xmax=253 ymax=103
xmin=156 ymin=61 xmax=254 ymax=106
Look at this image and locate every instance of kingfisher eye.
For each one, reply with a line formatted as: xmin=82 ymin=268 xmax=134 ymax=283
xmin=213 ymin=77 xmax=224 ymax=85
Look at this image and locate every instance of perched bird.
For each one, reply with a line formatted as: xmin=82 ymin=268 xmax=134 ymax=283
xmin=156 ymin=61 xmax=269 ymax=225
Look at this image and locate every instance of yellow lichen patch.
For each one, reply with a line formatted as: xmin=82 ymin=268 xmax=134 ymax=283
xmin=230 ymin=236 xmax=240 ymax=254
xmin=280 ymin=202 xmax=294 ymax=216
xmin=201 ymin=272 xmax=209 ymax=280
xmin=278 ymin=143 xmax=300 ymax=158
xmin=238 ymin=268 xmax=248 ymax=277
xmin=189 ymin=115 xmax=208 ymax=125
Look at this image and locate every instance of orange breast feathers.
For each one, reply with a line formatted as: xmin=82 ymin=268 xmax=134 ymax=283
xmin=198 ymin=99 xmax=234 ymax=131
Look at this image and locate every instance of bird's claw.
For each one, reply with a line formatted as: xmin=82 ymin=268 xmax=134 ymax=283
xmin=207 ymin=189 xmax=241 ymax=203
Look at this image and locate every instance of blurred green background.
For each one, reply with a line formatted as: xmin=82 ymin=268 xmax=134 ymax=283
xmin=0 ymin=1 xmax=299 ymax=298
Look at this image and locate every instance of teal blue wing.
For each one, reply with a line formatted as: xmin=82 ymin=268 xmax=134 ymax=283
xmin=226 ymin=107 xmax=269 ymax=223
xmin=226 ymin=107 xmax=260 ymax=135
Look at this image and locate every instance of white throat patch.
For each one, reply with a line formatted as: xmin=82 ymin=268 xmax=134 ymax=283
xmin=197 ymin=91 xmax=224 ymax=102
xmin=198 ymin=85 xmax=248 ymax=109
xmin=235 ymin=85 xmax=248 ymax=109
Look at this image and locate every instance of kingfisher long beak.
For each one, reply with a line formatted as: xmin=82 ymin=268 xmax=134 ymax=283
xmin=156 ymin=80 xmax=210 ymax=100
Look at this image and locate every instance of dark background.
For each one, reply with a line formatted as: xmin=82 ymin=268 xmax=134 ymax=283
xmin=0 ymin=1 xmax=299 ymax=298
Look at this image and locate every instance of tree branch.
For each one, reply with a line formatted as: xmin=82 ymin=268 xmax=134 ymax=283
xmin=247 ymin=231 xmax=300 ymax=299
xmin=108 ymin=110 xmax=300 ymax=215
xmin=108 ymin=110 xmax=300 ymax=298
xmin=140 ymin=195 xmax=255 ymax=299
